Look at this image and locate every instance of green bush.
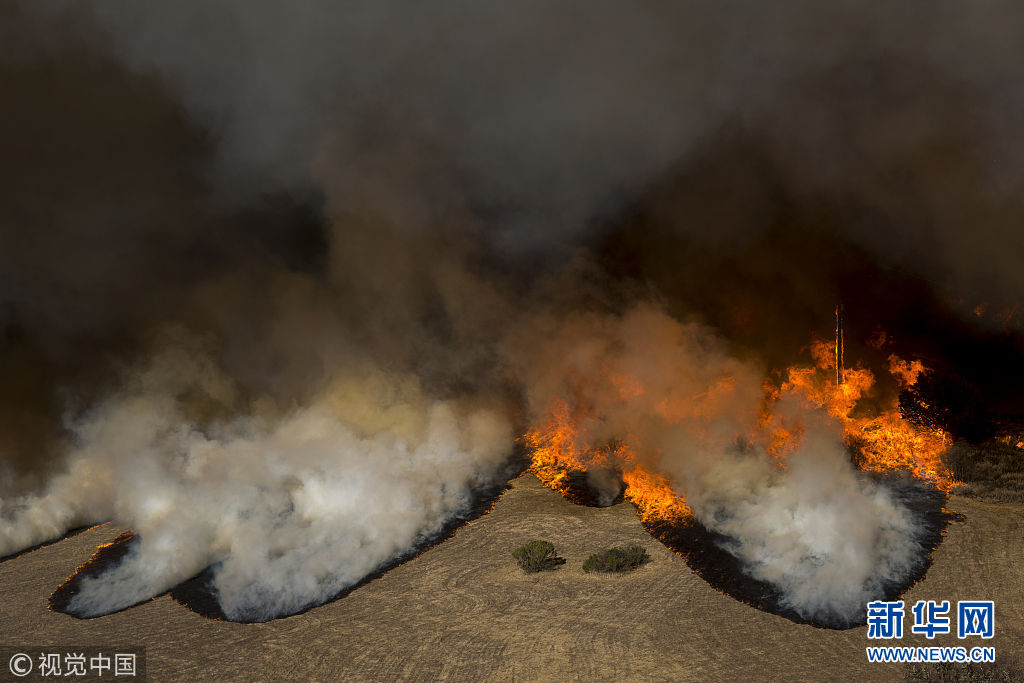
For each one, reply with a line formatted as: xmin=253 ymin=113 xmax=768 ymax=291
xmin=512 ymin=540 xmax=565 ymax=573
xmin=582 ymin=545 xmax=649 ymax=573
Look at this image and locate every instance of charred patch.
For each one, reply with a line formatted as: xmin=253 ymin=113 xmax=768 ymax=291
xmin=49 ymin=530 xmax=139 ymax=617
xmin=46 ymin=451 xmax=530 ymax=622
xmin=540 ymin=468 xmax=626 ymax=508
xmin=642 ymin=473 xmax=959 ymax=630
xmin=169 ymin=450 xmax=530 ymax=622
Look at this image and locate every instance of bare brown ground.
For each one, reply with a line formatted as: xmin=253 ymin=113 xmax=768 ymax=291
xmin=1 ymin=474 xmax=1021 ymax=681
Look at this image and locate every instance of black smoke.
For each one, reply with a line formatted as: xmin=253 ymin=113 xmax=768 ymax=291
xmin=2 ymin=1 xmax=1023 ymax=622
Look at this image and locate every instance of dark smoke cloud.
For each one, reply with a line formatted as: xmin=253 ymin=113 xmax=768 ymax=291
xmin=16 ymin=1 xmax=1024 ymax=314
xmin=2 ymin=1 xmax=1023 ymax=622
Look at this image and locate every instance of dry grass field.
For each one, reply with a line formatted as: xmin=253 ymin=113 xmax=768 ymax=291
xmin=1 ymin=474 xmax=1021 ymax=681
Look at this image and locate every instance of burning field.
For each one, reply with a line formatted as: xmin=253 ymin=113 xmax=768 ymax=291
xmin=518 ymin=309 xmax=959 ymax=629
xmin=2 ymin=0 xmax=1024 ymax=677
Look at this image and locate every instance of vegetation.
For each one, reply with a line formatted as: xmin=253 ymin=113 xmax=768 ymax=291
xmin=582 ymin=545 xmax=649 ymax=573
xmin=900 ymin=371 xmax=992 ymax=443
xmin=512 ymin=540 xmax=565 ymax=573
xmin=943 ymin=438 xmax=1024 ymax=504
xmin=905 ymin=656 xmax=1024 ymax=682
xmin=896 ymin=368 xmax=1024 ymax=502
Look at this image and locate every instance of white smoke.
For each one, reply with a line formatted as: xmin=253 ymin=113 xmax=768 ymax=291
xmin=3 ymin=344 xmax=511 ymax=621
xmin=679 ymin=423 xmax=922 ymax=624
xmin=0 ymin=301 xmax=930 ymax=625
xmin=1 ymin=0 xmax=976 ymax=626
xmin=514 ymin=303 xmax=928 ymax=624
xmin=0 ymin=457 xmax=113 ymax=559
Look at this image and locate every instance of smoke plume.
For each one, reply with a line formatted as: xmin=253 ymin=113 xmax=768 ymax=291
xmin=512 ymin=305 xmax=928 ymax=624
xmin=2 ymin=1 xmax=1022 ymax=623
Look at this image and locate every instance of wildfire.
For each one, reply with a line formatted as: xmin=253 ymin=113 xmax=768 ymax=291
xmin=523 ymin=397 xmax=691 ymax=522
xmin=524 ymin=331 xmax=958 ymax=525
xmin=775 ymin=340 xmax=955 ymax=490
xmin=997 ymin=435 xmax=1024 ymax=450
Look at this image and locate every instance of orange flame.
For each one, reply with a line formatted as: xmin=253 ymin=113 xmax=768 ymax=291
xmin=773 ymin=339 xmax=956 ymax=490
xmin=523 ymin=396 xmax=691 ymax=523
xmin=525 ymin=334 xmax=958 ymax=525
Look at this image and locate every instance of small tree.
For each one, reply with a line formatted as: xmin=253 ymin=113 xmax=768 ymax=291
xmin=512 ymin=540 xmax=565 ymax=573
xmin=582 ymin=546 xmax=650 ymax=573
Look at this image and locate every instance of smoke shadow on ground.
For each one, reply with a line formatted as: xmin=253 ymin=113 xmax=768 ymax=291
xmin=48 ymin=450 xmax=530 ymax=622
xmin=644 ymin=473 xmax=961 ymax=630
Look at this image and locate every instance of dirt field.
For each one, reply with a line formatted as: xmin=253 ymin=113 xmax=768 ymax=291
xmin=1 ymin=474 xmax=1021 ymax=681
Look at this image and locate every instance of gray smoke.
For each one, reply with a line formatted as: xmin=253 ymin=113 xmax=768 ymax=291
xmin=1 ymin=1 xmax=1018 ymax=623
xmin=684 ymin=422 xmax=923 ymax=625
xmin=512 ymin=305 xmax=927 ymax=623
xmin=7 ymin=341 xmax=511 ymax=620
xmin=20 ymin=0 xmax=1024 ymax=308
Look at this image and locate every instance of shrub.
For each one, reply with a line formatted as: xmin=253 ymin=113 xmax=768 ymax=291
xmin=512 ymin=540 xmax=565 ymax=573
xmin=582 ymin=545 xmax=649 ymax=573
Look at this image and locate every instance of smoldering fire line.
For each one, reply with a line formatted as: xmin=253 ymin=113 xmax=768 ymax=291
xmin=1 ymin=1 xmax=1021 ymax=626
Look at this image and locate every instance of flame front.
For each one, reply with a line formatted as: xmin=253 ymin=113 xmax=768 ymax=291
xmin=525 ymin=333 xmax=957 ymax=524
xmin=776 ymin=340 xmax=955 ymax=490
xmin=523 ymin=396 xmax=692 ymax=522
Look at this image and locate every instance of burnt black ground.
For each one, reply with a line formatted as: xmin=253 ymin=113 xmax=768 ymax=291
xmin=1 ymin=474 xmax=1021 ymax=680
xmin=48 ymin=449 xmax=530 ymax=622
xmin=44 ymin=447 xmax=955 ymax=632
xmin=644 ymin=473 xmax=956 ymax=629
